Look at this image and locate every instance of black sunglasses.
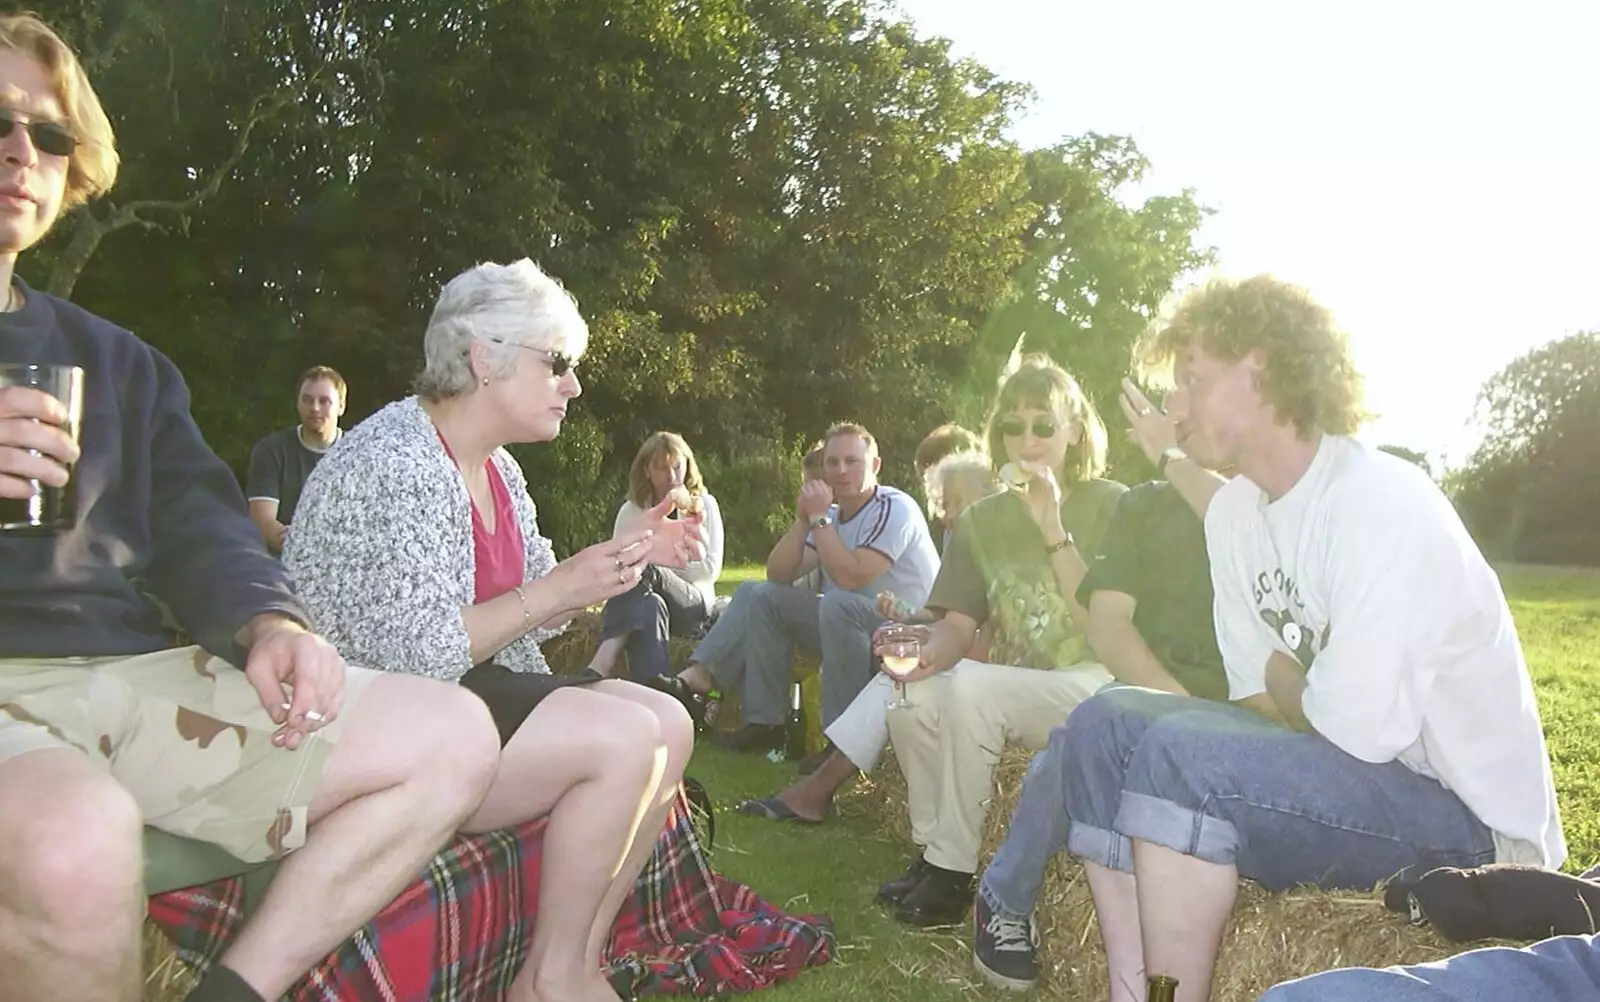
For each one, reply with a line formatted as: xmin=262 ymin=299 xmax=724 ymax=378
xmin=490 ymin=340 xmax=576 ymax=377
xmin=998 ymin=417 xmax=1058 ymax=439
xmin=0 ymin=108 xmax=78 ymax=158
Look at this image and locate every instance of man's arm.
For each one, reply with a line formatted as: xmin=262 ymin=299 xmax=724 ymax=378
xmin=248 ymin=499 xmax=287 ymax=553
xmin=1265 ymin=650 xmax=1312 ymax=732
xmin=1085 ymin=591 xmax=1191 ymax=695
xmin=811 ymin=523 xmax=891 ymax=591
xmin=244 ymin=435 xmax=288 ymax=552
xmin=144 ymin=351 xmax=309 ymax=660
xmin=766 ymin=517 xmax=817 ymax=584
xmin=1161 ymin=454 xmax=1227 ymax=520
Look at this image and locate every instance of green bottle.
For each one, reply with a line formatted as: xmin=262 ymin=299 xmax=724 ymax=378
xmin=1146 ymin=975 xmax=1178 ymax=1002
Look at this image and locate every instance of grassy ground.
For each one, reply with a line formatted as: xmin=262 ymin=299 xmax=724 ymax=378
xmin=688 ymin=565 xmax=1600 ymax=1000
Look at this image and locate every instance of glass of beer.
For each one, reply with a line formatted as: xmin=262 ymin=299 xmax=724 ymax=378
xmin=0 ymin=363 xmax=84 ymax=535
xmin=879 ymin=624 xmax=922 ymax=710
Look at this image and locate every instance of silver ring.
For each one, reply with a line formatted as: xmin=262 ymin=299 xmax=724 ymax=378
xmin=304 ymin=709 xmax=326 ymax=723
xmin=614 ymin=556 xmax=623 ymax=571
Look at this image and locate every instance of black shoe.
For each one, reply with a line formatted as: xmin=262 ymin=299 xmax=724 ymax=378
xmin=795 ymin=741 xmax=837 ymax=776
xmin=972 ymin=891 xmax=1039 ymax=991
xmin=895 ymin=865 xmax=976 ymax=927
xmin=876 ymin=854 xmax=932 ymax=907
xmin=645 ymin=675 xmax=710 ymax=732
xmin=709 ymin=723 xmax=786 ymax=753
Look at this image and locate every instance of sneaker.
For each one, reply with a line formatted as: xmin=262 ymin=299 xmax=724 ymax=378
xmin=972 ymin=892 xmax=1039 ymax=991
xmin=875 ymin=854 xmax=932 ymax=907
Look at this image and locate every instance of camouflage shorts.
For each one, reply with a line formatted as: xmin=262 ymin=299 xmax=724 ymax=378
xmin=0 ymin=648 xmax=379 ymax=863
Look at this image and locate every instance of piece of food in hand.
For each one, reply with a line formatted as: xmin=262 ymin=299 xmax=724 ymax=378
xmin=666 ymin=486 xmax=701 ymax=516
xmin=998 ymin=462 xmax=1031 ymax=491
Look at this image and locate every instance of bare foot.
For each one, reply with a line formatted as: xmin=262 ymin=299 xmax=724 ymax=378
xmin=525 ymin=970 xmax=623 ymax=1002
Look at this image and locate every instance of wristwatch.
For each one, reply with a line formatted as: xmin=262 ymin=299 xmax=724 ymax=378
xmin=808 ymin=513 xmax=834 ymax=530
xmin=1158 ymin=446 xmax=1188 ymax=475
xmin=1045 ymin=531 xmax=1074 ymax=555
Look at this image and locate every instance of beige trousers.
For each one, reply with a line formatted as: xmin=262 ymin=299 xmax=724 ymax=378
xmin=886 ymin=657 xmax=1113 ymax=873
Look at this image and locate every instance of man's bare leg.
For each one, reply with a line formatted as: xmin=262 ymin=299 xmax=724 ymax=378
xmin=763 ymin=749 xmax=857 ymax=821
xmin=0 ymin=749 xmax=144 ymax=1002
xmin=216 ymin=675 xmax=501 ymax=997
xmin=1085 ymin=861 xmax=1146 ymax=1002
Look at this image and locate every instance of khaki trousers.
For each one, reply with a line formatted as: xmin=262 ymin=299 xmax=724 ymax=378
xmin=886 ymin=657 xmax=1112 ymax=873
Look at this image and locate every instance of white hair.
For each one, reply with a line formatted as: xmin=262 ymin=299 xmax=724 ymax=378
xmin=923 ymin=449 xmax=997 ymax=522
xmin=414 ymin=258 xmax=590 ymax=401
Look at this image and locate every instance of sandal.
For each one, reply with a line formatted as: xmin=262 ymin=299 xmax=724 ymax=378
xmin=645 ymin=674 xmax=711 ymax=732
xmin=736 ymin=796 xmax=825 ymax=825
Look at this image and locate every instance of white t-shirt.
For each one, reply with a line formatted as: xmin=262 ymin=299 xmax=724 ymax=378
xmin=806 ymin=484 xmax=940 ymax=609
xmin=613 ymin=491 xmax=725 ymax=610
xmin=1205 ymin=435 xmax=1566 ymax=868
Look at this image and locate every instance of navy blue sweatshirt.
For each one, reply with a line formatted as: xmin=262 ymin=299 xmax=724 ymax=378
xmin=0 ymin=279 xmax=309 ymax=661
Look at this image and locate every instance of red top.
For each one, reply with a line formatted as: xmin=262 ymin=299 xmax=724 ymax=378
xmin=438 ymin=435 xmax=526 ymax=603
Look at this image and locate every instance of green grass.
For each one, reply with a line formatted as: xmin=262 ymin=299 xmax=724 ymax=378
xmin=687 ymin=565 xmax=1600 ymax=1001
xmin=715 ymin=563 xmax=766 ymax=597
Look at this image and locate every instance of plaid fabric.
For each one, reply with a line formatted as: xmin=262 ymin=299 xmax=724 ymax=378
xmin=147 ymin=789 xmax=834 ymax=999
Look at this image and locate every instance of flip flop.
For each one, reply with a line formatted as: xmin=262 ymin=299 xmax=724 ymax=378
xmin=736 ymin=796 xmax=826 ymax=825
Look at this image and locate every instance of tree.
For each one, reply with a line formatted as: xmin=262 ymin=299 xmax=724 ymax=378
xmin=1447 ymin=332 xmax=1600 ymax=565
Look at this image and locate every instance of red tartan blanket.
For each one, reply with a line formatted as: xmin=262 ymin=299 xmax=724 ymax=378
xmin=147 ymin=791 xmax=833 ymax=999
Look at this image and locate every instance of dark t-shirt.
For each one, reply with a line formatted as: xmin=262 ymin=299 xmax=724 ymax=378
xmin=1075 ymin=480 xmax=1227 ymax=701
xmin=927 ymin=477 xmax=1125 ymax=669
xmin=246 ymin=426 xmax=327 ymax=525
xmin=0 ymin=279 xmax=307 ymax=660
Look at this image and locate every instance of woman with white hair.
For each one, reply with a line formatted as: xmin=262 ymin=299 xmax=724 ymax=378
xmin=284 ymin=258 xmax=701 ymax=1002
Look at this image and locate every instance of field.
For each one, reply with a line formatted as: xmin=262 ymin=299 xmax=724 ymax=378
xmin=688 ymin=565 xmax=1600 ymax=1001
xmin=142 ymin=565 xmax=1600 ymax=1000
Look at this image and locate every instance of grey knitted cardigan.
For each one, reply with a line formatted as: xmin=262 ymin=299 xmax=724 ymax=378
xmin=283 ymin=396 xmax=563 ymax=681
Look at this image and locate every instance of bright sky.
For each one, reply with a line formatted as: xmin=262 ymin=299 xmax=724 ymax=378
xmin=892 ymin=0 xmax=1600 ymax=469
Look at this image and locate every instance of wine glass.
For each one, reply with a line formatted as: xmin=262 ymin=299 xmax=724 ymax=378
xmin=879 ymin=625 xmax=922 ymax=710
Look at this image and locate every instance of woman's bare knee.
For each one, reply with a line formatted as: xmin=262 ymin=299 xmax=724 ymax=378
xmin=591 ymin=680 xmax=691 ymax=775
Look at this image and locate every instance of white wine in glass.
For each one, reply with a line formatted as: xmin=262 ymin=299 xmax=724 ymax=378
xmin=879 ymin=626 xmax=922 ymax=710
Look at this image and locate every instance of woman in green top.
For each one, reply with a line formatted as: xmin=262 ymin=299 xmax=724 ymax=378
xmin=876 ymin=353 xmax=1126 ymax=928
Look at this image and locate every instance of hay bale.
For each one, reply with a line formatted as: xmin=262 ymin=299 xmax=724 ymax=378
xmin=839 ymin=744 xmax=1500 ymax=1000
xmin=142 ymin=919 xmax=196 ymax=1001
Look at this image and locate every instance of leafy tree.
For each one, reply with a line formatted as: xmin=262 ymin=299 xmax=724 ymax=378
xmin=1447 ymin=332 xmax=1600 ymax=565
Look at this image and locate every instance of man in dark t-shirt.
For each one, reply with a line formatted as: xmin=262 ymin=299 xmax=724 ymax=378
xmin=970 ymin=477 xmax=1227 ymax=990
xmin=246 ymin=365 xmax=346 ymax=552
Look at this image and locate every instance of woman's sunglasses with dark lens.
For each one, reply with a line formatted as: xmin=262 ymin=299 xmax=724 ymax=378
xmin=0 ymin=109 xmax=78 ymax=158
xmin=492 ymin=339 xmax=575 ymax=377
xmin=999 ymin=418 xmax=1058 ymax=439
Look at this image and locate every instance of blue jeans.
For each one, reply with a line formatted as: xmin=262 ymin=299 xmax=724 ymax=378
xmin=980 ymin=687 xmax=1493 ymax=920
xmin=600 ymin=565 xmax=707 ymax=682
xmin=1260 ymin=933 xmax=1600 ymax=1001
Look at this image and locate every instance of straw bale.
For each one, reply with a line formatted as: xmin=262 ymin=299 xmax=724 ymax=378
xmin=838 ymin=744 xmax=1509 ymax=1001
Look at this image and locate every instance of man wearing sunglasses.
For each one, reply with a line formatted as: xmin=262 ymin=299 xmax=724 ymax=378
xmin=0 ymin=16 xmax=505 ymax=1002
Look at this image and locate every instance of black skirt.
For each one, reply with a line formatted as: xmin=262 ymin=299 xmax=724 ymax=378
xmin=459 ymin=662 xmax=603 ymax=746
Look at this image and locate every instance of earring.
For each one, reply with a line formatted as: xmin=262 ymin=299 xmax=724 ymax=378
xmin=481 ymin=377 xmax=490 ymax=386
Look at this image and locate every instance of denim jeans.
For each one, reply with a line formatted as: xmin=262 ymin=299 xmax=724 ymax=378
xmin=600 ymin=564 xmax=707 ymax=682
xmin=979 ymin=687 xmax=1494 ymax=921
xmin=1259 ymin=933 xmax=1600 ymax=1001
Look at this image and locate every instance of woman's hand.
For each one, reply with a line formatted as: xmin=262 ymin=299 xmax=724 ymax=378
xmin=1118 ymin=377 xmax=1178 ymax=466
xmin=546 ymin=530 xmax=656 ymax=611
xmin=626 ymin=496 xmax=708 ymax=568
xmin=1010 ymin=460 xmax=1066 ymax=539
xmin=872 ymin=622 xmax=942 ymax=683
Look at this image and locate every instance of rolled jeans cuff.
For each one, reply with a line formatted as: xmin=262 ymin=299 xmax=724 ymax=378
xmin=1066 ymin=820 xmax=1134 ymax=874
xmin=1113 ymin=790 xmax=1240 ymax=867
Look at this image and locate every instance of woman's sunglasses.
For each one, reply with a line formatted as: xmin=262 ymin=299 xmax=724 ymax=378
xmin=0 ymin=109 xmax=78 ymax=158
xmin=491 ymin=340 xmax=576 ymax=376
xmin=998 ymin=417 xmax=1058 ymax=439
